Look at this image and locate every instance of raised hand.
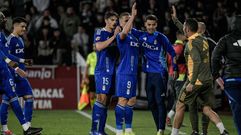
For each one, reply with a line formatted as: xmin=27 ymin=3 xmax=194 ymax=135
xmin=131 ymin=2 xmax=137 ymax=17
xmin=114 ymin=26 xmax=121 ymax=36
xmin=171 ymin=5 xmax=177 ymax=19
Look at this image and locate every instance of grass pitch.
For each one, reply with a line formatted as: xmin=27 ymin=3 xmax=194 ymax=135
xmin=7 ymin=110 xmax=238 ymax=135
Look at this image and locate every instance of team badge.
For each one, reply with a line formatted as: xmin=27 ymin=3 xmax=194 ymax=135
xmin=102 ymin=85 xmax=106 ymax=91
xmin=95 ymin=36 xmax=100 ymax=41
xmin=154 ymin=40 xmax=157 ymax=45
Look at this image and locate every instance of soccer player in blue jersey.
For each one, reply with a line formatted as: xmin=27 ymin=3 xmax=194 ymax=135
xmin=1 ymin=17 xmax=42 ymax=134
xmin=0 ymin=13 xmax=42 ymax=135
xmin=115 ymin=3 xmax=139 ymax=135
xmin=132 ymin=15 xmax=178 ymax=135
xmin=90 ymin=11 xmax=121 ymax=135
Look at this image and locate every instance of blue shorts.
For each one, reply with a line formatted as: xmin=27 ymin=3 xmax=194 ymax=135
xmin=14 ymin=74 xmax=33 ymax=97
xmin=95 ymin=74 xmax=115 ymax=95
xmin=116 ymin=74 xmax=137 ymax=99
xmin=0 ymin=68 xmax=17 ymax=98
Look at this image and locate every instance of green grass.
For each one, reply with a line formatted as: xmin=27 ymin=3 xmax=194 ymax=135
xmin=7 ymin=110 xmax=238 ymax=135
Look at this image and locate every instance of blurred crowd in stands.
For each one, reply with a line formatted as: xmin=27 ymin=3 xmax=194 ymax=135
xmin=0 ymin=0 xmax=240 ymax=65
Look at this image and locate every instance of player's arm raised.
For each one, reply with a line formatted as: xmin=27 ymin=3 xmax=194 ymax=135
xmin=119 ymin=3 xmax=137 ymax=40
xmin=171 ymin=5 xmax=184 ymax=33
xmin=95 ymin=26 xmax=121 ymax=51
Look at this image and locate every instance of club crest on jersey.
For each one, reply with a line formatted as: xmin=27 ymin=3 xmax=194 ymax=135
xmin=95 ymin=36 xmax=100 ymax=41
xmin=102 ymin=85 xmax=106 ymax=91
xmin=154 ymin=40 xmax=157 ymax=45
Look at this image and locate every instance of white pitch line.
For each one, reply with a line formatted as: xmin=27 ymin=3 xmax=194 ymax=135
xmin=76 ymin=110 xmax=116 ymax=133
xmin=76 ymin=110 xmax=186 ymax=135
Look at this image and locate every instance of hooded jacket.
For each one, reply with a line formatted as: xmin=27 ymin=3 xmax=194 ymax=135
xmin=212 ymin=15 xmax=241 ymax=79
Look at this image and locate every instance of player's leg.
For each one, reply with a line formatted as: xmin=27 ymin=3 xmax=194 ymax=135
xmin=1 ymin=94 xmax=11 ymax=134
xmin=201 ymin=112 xmax=210 ymax=135
xmin=171 ymin=81 xmax=189 ymax=135
xmin=145 ymin=73 xmax=158 ymax=130
xmin=115 ymin=97 xmax=128 ymax=135
xmin=188 ymin=101 xmax=199 ymax=134
xmin=125 ymin=97 xmax=136 ymax=135
xmin=99 ymin=74 xmax=116 ymax=135
xmin=200 ymin=83 xmax=228 ymax=135
xmin=171 ymin=101 xmax=186 ymax=135
xmin=91 ymin=93 xmax=107 ymax=132
xmin=90 ymin=74 xmax=112 ymax=135
xmin=16 ymin=77 xmax=34 ymax=126
xmin=124 ymin=75 xmax=137 ymax=135
xmin=154 ymin=73 xmax=167 ymax=135
xmin=167 ymin=79 xmax=185 ymax=126
xmin=1 ymin=72 xmax=42 ymax=134
xmin=166 ymin=76 xmax=175 ymax=126
xmin=224 ymin=82 xmax=241 ymax=135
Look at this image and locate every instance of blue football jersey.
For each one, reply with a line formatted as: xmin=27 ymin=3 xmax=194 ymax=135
xmin=0 ymin=32 xmax=9 ymax=69
xmin=116 ymin=31 xmax=139 ymax=75
xmin=132 ymin=30 xmax=176 ymax=73
xmin=94 ymin=28 xmax=118 ymax=75
xmin=6 ymin=34 xmax=25 ymax=70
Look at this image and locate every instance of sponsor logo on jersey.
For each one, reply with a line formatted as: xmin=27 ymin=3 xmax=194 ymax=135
xmin=130 ymin=41 xmax=139 ymax=47
xmin=142 ymin=42 xmax=158 ymax=50
xmin=233 ymin=39 xmax=241 ymax=47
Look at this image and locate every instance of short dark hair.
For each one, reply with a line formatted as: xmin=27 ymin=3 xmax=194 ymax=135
xmin=119 ymin=12 xmax=130 ymax=19
xmin=185 ymin=18 xmax=198 ymax=32
xmin=104 ymin=11 xmax=118 ymax=19
xmin=12 ymin=17 xmax=27 ymax=25
xmin=145 ymin=14 xmax=158 ymax=22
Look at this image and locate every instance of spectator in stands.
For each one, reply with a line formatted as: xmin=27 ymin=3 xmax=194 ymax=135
xmin=72 ymin=25 xmax=89 ymax=57
xmin=36 ymin=26 xmax=53 ymax=65
xmin=32 ymin=0 xmax=50 ymax=13
xmin=35 ymin=9 xmax=58 ymax=32
xmin=49 ymin=28 xmax=68 ymax=65
xmin=60 ymin=6 xmax=80 ymax=41
xmin=23 ymin=33 xmax=36 ymax=61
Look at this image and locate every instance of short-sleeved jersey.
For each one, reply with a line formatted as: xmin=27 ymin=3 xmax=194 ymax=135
xmin=116 ymin=30 xmax=139 ymax=75
xmin=94 ymin=28 xmax=118 ymax=75
xmin=86 ymin=51 xmax=97 ymax=75
xmin=132 ymin=29 xmax=176 ymax=73
xmin=6 ymin=34 xmax=25 ymax=70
